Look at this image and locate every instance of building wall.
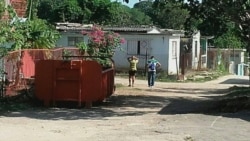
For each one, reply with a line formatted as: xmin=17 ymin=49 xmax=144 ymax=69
xmin=56 ymin=32 xmax=182 ymax=74
xmin=113 ymin=34 xmax=154 ymax=71
xmin=151 ymin=35 xmax=170 ymax=72
xmin=192 ymin=32 xmax=201 ymax=69
xmin=168 ymin=36 xmax=181 ymax=75
xmin=2 ymin=0 xmax=27 ymax=19
xmin=113 ymin=34 xmax=172 ymax=73
xmin=56 ymin=32 xmax=86 ymax=47
xmin=200 ymin=38 xmax=208 ymax=68
xmin=10 ymin=0 xmax=27 ymax=17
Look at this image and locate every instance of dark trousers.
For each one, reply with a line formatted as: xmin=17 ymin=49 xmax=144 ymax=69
xmin=148 ymin=71 xmax=156 ymax=86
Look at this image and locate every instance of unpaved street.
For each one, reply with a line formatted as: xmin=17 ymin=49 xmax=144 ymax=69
xmin=0 ymin=75 xmax=250 ymax=141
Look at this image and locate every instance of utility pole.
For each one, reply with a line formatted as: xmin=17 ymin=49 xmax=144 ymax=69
xmin=28 ymin=0 xmax=33 ymax=20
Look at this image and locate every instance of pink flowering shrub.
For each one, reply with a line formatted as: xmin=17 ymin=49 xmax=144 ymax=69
xmin=87 ymin=26 xmax=125 ymax=56
xmin=80 ymin=25 xmax=125 ymax=67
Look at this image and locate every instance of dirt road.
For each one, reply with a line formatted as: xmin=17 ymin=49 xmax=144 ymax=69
xmin=0 ymin=75 xmax=250 ymax=141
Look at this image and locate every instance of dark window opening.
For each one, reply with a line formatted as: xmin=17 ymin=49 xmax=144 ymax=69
xmin=137 ymin=41 xmax=141 ymax=55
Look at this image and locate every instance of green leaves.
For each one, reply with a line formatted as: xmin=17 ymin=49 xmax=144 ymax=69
xmin=0 ymin=17 xmax=60 ymax=51
xmin=37 ymin=0 xmax=83 ymax=23
xmin=0 ymin=0 xmax=5 ymax=18
xmin=27 ymin=19 xmax=60 ymax=49
xmin=76 ymin=42 xmax=88 ymax=52
xmin=214 ymin=28 xmax=244 ymax=49
xmin=152 ymin=1 xmax=189 ymax=29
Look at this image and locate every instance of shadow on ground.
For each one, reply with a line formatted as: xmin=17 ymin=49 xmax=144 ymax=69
xmin=144 ymin=87 xmax=229 ymax=95
xmin=0 ymin=94 xmax=170 ymax=120
xmin=1 ymin=92 xmax=250 ymax=122
xmin=220 ymin=78 xmax=250 ymax=85
xmin=158 ymin=96 xmax=250 ymax=122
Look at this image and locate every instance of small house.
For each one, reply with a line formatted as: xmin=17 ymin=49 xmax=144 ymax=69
xmin=55 ymin=23 xmax=202 ymax=75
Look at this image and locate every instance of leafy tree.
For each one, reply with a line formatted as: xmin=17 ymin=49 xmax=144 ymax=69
xmin=185 ymin=0 xmax=250 ymax=52
xmin=0 ymin=0 xmax=5 ymax=18
xmin=26 ymin=0 xmax=39 ymax=20
xmin=0 ymin=6 xmax=60 ymax=50
xmin=26 ymin=19 xmax=61 ymax=49
xmin=214 ymin=24 xmax=245 ymax=49
xmin=37 ymin=0 xmax=83 ymax=23
xmin=188 ymin=0 xmax=231 ymax=36
xmin=134 ymin=0 xmax=154 ymax=16
xmin=36 ymin=0 xmax=152 ymax=26
xmin=129 ymin=8 xmax=152 ymax=25
xmin=106 ymin=4 xmax=131 ymax=26
xmin=152 ymin=0 xmax=189 ymax=29
xmin=86 ymin=0 xmax=120 ymax=25
xmin=225 ymin=0 xmax=250 ymax=52
xmin=37 ymin=0 xmax=126 ymax=25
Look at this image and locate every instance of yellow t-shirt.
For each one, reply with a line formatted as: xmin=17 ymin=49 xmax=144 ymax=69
xmin=129 ymin=59 xmax=138 ymax=71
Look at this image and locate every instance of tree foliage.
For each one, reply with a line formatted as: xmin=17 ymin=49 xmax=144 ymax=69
xmin=36 ymin=0 xmax=152 ymax=26
xmin=0 ymin=5 xmax=60 ymax=50
xmin=0 ymin=0 xmax=5 ymax=18
xmin=214 ymin=24 xmax=245 ymax=49
xmin=134 ymin=0 xmax=154 ymax=16
xmin=151 ymin=0 xmax=189 ymax=29
xmin=185 ymin=0 xmax=250 ymax=50
xmin=129 ymin=8 xmax=152 ymax=25
xmin=37 ymin=0 xmax=83 ymax=23
xmin=35 ymin=0 xmax=250 ymax=52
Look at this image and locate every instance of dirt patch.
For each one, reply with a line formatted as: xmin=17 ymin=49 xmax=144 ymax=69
xmin=0 ymin=75 xmax=250 ymax=141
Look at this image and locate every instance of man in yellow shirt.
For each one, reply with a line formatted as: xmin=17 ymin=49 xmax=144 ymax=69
xmin=127 ymin=56 xmax=139 ymax=87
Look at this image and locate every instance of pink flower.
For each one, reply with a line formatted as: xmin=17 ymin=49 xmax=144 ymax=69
xmin=120 ymin=38 xmax=126 ymax=44
xmin=80 ymin=25 xmax=125 ymax=58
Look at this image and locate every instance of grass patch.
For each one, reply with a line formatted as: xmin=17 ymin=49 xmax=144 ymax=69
xmin=116 ymin=70 xmax=227 ymax=83
xmin=115 ymin=83 xmax=124 ymax=88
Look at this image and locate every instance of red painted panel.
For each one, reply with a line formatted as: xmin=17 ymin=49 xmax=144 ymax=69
xmin=21 ymin=50 xmax=35 ymax=78
xmin=81 ymin=61 xmax=102 ymax=102
xmin=35 ymin=60 xmax=54 ymax=106
xmin=53 ymin=60 xmax=82 ymax=103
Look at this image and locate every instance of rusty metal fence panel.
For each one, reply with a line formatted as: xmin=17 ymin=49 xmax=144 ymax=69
xmin=3 ymin=48 xmax=81 ymax=80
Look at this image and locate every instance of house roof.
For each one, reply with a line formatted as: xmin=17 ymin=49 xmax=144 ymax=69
xmin=55 ymin=22 xmax=185 ymax=36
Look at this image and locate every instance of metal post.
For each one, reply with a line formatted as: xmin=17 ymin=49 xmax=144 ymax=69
xmin=144 ymin=48 xmax=148 ymax=76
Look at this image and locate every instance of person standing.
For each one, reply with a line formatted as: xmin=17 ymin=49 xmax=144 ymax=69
xmin=127 ymin=56 xmax=139 ymax=87
xmin=147 ymin=56 xmax=161 ymax=88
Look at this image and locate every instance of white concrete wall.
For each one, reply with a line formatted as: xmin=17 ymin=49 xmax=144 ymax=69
xmin=56 ymin=32 xmax=182 ymax=74
xmin=168 ymin=37 xmax=181 ymax=75
xmin=192 ymin=32 xmax=201 ymax=69
xmin=148 ymin=35 xmax=170 ymax=72
xmin=112 ymin=34 xmax=131 ymax=70
xmin=56 ymin=32 xmax=86 ymax=47
xmin=113 ymin=34 xmax=171 ymax=72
